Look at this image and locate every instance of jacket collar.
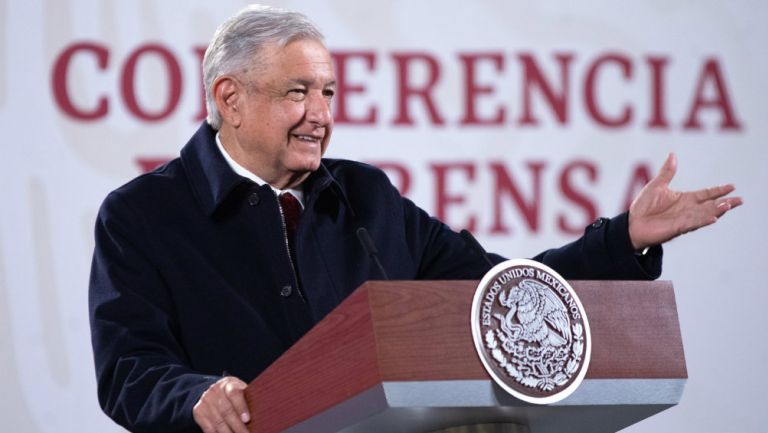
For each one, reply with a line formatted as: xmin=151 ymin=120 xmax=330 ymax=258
xmin=305 ymin=162 xmax=356 ymax=218
xmin=180 ymin=122 xmax=352 ymax=216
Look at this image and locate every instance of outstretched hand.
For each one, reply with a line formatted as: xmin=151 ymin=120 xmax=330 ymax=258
xmin=628 ymin=153 xmax=743 ymax=250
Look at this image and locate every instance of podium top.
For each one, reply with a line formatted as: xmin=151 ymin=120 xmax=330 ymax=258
xmin=245 ymin=280 xmax=686 ymax=433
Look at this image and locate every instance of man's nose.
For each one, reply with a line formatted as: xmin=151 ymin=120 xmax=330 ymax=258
xmin=305 ymin=92 xmax=332 ymax=126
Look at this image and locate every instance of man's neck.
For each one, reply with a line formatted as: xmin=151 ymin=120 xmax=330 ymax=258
xmin=215 ymin=131 xmax=305 ymax=207
xmin=217 ymin=128 xmax=309 ymax=190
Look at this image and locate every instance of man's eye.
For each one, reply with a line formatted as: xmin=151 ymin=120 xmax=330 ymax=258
xmin=287 ymin=89 xmax=306 ymax=99
xmin=323 ymin=89 xmax=335 ymax=99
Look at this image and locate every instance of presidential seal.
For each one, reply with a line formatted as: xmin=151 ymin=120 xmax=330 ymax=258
xmin=470 ymin=259 xmax=591 ymax=404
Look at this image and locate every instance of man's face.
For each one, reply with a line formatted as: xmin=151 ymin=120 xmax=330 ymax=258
xmin=233 ymin=38 xmax=336 ymax=185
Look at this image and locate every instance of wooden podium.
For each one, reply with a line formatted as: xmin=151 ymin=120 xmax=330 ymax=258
xmin=244 ymin=280 xmax=686 ymax=433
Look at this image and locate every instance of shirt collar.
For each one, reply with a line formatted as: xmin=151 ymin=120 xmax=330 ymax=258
xmin=181 ymin=123 xmax=342 ymax=216
xmin=214 ymin=132 xmax=304 ymax=209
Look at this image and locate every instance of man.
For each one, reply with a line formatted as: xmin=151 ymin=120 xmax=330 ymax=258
xmin=88 ymin=5 xmax=741 ymax=433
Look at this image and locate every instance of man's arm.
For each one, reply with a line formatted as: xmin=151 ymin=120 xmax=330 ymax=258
xmin=531 ymin=212 xmax=662 ymax=280
xmin=89 ymin=191 xmax=220 ymax=432
xmin=404 ymin=153 xmax=740 ymax=281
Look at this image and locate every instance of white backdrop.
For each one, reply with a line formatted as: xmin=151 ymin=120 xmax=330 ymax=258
xmin=1 ymin=0 xmax=766 ymax=431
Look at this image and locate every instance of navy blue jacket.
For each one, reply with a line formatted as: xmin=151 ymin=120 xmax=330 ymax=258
xmin=89 ymin=123 xmax=661 ymax=432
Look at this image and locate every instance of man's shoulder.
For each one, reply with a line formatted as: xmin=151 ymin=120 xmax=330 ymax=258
xmin=100 ymin=157 xmax=188 ymax=213
xmin=104 ymin=122 xmax=220 ymax=205
xmin=115 ymin=157 xmax=185 ymax=193
xmin=317 ymin=159 xmax=404 ymax=213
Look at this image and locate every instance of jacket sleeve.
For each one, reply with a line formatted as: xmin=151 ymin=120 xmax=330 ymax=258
xmin=89 ymin=191 xmax=217 ymax=433
xmin=397 ymin=178 xmax=660 ymax=280
xmin=530 ymin=212 xmax=662 ymax=280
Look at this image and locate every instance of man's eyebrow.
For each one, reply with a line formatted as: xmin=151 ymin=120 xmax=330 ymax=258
xmin=284 ymin=78 xmax=337 ymax=87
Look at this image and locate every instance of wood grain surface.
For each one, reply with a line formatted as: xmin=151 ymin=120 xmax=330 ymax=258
xmin=245 ymin=280 xmax=686 ymax=432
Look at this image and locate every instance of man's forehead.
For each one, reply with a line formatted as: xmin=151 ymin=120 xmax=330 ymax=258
xmin=259 ymin=40 xmax=334 ymax=74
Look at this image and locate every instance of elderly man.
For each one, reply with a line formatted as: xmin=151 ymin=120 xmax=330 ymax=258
xmin=88 ymin=5 xmax=741 ymax=433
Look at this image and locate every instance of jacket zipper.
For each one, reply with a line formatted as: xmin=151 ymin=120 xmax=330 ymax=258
xmin=277 ymin=196 xmax=306 ymax=303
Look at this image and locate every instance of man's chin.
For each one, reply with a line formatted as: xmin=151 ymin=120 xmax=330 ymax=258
xmin=287 ymin=158 xmax=322 ymax=175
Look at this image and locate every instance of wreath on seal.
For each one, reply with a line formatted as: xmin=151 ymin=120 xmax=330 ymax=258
xmin=485 ymin=323 xmax=584 ymax=392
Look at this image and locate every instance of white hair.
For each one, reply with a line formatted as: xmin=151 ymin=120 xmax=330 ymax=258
xmin=202 ymin=5 xmax=325 ymax=130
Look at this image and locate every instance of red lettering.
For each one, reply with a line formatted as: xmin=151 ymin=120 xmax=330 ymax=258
xmin=431 ymin=163 xmax=477 ymax=231
xmin=51 ymin=42 xmax=110 ymax=120
xmin=683 ymin=58 xmax=742 ymax=130
xmin=489 ymin=161 xmax=545 ymax=234
xmin=331 ymin=51 xmax=377 ymax=125
xmin=585 ymin=54 xmax=633 ymax=127
xmin=121 ymin=44 xmax=182 ymax=121
xmin=135 ymin=157 xmax=171 ymax=173
xmin=558 ymin=161 xmax=598 ymax=235
xmin=192 ymin=46 xmax=207 ymax=122
xmin=50 ymin=43 xmax=744 ymax=134
xmin=459 ymin=52 xmax=505 ymax=125
xmin=518 ymin=53 xmax=573 ymax=126
xmin=391 ymin=52 xmax=445 ymax=126
xmin=646 ymin=56 xmax=670 ymax=129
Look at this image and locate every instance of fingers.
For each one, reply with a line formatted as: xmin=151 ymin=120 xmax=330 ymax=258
xmin=714 ymin=196 xmax=744 ymax=217
xmin=650 ymin=152 xmax=677 ymax=186
xmin=691 ymin=186 xmax=742 ymax=226
xmin=693 ymin=183 xmax=736 ymax=202
xmin=194 ymin=377 xmax=251 ymax=433
xmin=726 ymin=196 xmax=744 ymax=209
xmin=224 ymin=379 xmax=250 ymax=425
xmin=683 ymin=195 xmax=743 ymax=234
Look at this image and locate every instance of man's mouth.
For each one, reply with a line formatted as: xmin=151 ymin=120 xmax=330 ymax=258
xmin=293 ymin=134 xmax=323 ymax=143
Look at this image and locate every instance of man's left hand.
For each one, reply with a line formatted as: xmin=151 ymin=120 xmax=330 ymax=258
xmin=628 ymin=152 xmax=743 ymax=250
xmin=193 ymin=376 xmax=250 ymax=433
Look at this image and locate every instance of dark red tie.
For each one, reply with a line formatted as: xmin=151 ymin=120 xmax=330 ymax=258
xmin=279 ymin=192 xmax=301 ymax=264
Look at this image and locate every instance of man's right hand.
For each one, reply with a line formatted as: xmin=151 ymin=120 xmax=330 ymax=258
xmin=193 ymin=376 xmax=251 ymax=433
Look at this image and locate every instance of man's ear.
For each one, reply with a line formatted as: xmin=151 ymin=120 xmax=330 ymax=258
xmin=212 ymin=76 xmax=242 ymax=128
